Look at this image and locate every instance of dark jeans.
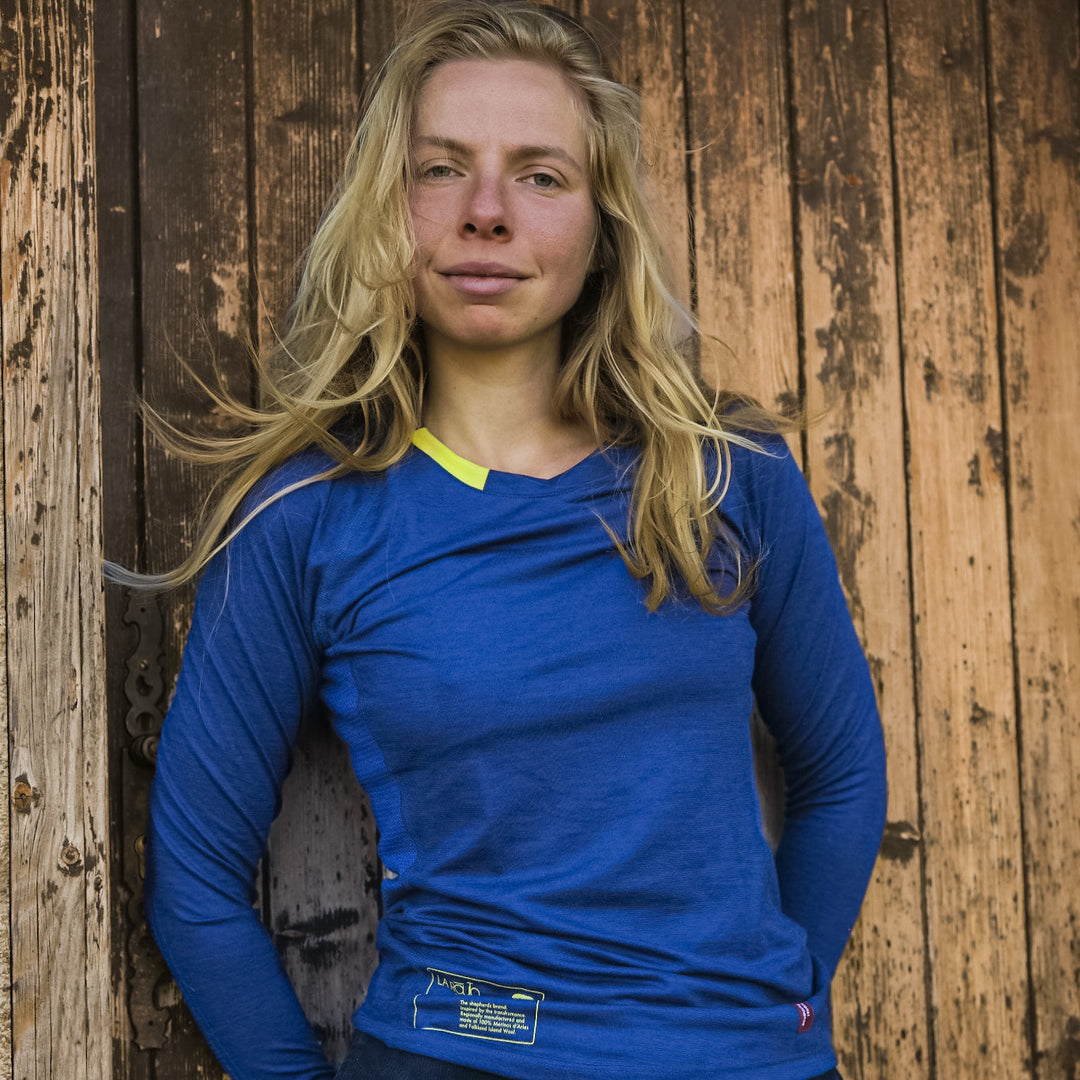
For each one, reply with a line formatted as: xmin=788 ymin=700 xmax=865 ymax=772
xmin=335 ymin=1029 xmax=843 ymax=1080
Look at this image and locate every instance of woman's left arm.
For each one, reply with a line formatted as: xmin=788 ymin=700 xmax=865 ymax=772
xmin=745 ymin=441 xmax=888 ymax=977
xmin=144 ymin=468 xmax=338 ymax=1080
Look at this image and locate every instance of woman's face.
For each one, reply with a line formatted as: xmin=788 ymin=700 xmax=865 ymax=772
xmin=408 ymin=58 xmax=597 ymax=366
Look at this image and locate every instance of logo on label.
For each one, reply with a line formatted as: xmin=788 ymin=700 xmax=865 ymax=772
xmin=795 ymin=1001 xmax=814 ymax=1033
xmin=414 ymin=967 xmax=545 ymax=1045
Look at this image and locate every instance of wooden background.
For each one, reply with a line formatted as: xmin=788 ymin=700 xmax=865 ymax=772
xmin=2 ymin=0 xmax=113 ymax=1078
xmin=4 ymin=0 xmax=1076 ymax=1076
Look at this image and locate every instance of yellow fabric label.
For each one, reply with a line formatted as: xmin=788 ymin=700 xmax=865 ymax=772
xmin=411 ymin=428 xmax=489 ymax=491
xmin=413 ymin=967 xmax=544 ymax=1045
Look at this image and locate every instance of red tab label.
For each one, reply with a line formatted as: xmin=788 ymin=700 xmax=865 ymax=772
xmin=795 ymin=1001 xmax=814 ymax=1033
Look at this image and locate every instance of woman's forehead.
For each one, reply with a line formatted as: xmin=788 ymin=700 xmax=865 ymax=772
xmin=413 ymin=58 xmax=590 ymax=151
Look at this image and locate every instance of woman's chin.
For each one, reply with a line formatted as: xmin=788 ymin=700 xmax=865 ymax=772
xmin=420 ymin=320 xmax=561 ymax=361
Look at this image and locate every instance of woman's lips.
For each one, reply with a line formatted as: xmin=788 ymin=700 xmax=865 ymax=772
xmin=440 ymin=262 xmax=526 ymax=297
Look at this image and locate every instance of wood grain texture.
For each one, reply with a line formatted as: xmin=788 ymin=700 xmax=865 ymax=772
xmin=986 ymin=1 xmax=1080 ymax=1076
xmin=580 ymin=0 xmax=692 ymax=309
xmin=0 ymin=514 xmax=8 ymax=1080
xmin=91 ymin=0 xmax=154 ymax=1072
xmin=0 ymin=9 xmax=11 ymax=1048
xmin=789 ymin=2 xmax=928 ymax=1075
xmin=72 ymin=10 xmax=113 ymax=1072
xmin=684 ymin=0 xmax=799 ymax=409
xmin=360 ymin=0 xmax=404 ymax=99
xmin=134 ymin=0 xmax=252 ymax=1073
xmin=252 ymin=0 xmax=358 ymax=338
xmin=0 ymin=10 xmax=14 ymax=1069
xmin=0 ymin=422 xmax=9 ymax=1078
xmin=136 ymin=0 xmax=253 ymax=578
xmin=1 ymin=0 xmax=111 ymax=1076
xmin=886 ymin=0 xmax=1029 ymax=1074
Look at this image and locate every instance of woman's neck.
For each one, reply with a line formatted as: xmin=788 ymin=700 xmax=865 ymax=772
xmin=421 ymin=344 xmax=597 ymax=479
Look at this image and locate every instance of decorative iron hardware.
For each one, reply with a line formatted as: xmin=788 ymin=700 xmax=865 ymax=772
xmin=134 ymin=833 xmax=148 ymax=881
xmin=130 ymin=733 xmax=159 ymax=767
xmin=128 ymin=915 xmax=176 ymax=1049
xmin=121 ymin=590 xmax=173 ymax=1049
xmin=123 ymin=592 xmax=165 ymax=763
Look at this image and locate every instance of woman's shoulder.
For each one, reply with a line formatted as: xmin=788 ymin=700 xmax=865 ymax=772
xmin=233 ymin=440 xmax=381 ymax=557
xmin=243 ymin=422 xmax=400 ymax=510
xmin=245 ymin=442 xmax=344 ymax=506
xmin=712 ymin=431 xmax=821 ymax=559
xmin=719 ymin=429 xmax=800 ymax=498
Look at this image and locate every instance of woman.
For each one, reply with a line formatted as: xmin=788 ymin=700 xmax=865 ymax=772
xmin=135 ymin=2 xmax=887 ymax=1078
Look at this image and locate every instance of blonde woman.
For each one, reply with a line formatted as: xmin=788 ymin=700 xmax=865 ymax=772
xmin=136 ymin=3 xmax=885 ymax=1078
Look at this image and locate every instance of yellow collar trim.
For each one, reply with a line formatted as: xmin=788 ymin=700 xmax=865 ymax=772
xmin=411 ymin=428 xmax=489 ymax=491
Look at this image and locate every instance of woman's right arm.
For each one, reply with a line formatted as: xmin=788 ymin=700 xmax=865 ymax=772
xmin=145 ymin=473 xmax=337 ymax=1080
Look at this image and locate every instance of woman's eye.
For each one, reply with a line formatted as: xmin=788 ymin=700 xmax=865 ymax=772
xmin=423 ymin=164 xmax=456 ymax=180
xmin=527 ymin=172 xmax=560 ymax=190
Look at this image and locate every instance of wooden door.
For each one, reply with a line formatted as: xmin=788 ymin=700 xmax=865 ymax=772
xmin=90 ymin=1 xmax=1080 ymax=1078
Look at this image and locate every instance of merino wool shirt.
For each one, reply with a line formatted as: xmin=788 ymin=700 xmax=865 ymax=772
xmin=145 ymin=431 xmax=887 ymax=1080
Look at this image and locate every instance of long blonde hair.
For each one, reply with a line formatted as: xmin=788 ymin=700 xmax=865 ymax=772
xmin=112 ymin=0 xmax=782 ymax=611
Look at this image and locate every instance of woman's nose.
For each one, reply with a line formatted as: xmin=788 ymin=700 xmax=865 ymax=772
xmin=462 ymin=175 xmax=510 ymax=238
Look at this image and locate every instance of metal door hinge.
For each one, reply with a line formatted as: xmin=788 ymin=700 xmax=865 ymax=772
xmin=121 ymin=590 xmax=173 ymax=1049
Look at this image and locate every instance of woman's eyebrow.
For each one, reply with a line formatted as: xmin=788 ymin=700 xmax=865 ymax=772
xmin=413 ymin=134 xmax=472 ymax=156
xmin=513 ymin=144 xmax=584 ymax=175
xmin=413 ymin=135 xmax=584 ymax=175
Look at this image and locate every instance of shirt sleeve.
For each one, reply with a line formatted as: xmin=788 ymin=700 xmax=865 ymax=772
xmin=743 ymin=438 xmax=888 ymax=976
xmin=144 ymin=473 xmax=337 ymax=1080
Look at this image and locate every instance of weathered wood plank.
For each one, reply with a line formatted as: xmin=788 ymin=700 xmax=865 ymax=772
xmin=789 ymin=2 xmax=928 ymax=1075
xmin=360 ymin=0 xmax=403 ymax=98
xmin=72 ymin=8 xmax=113 ymax=1072
xmin=252 ymin=0 xmax=358 ymax=340
xmin=0 ymin=431 xmax=9 ymax=1079
xmin=580 ymin=0 xmax=692 ymax=310
xmin=0 ymin=474 xmax=8 ymax=1080
xmin=92 ymin=0 xmax=156 ymax=1072
xmin=136 ymin=0 xmax=253 ymax=577
xmin=251 ymin=8 xmax=377 ymax=1061
xmin=0 ymin=13 xmax=12 ymax=1043
xmin=1 ymin=0 xmax=111 ymax=1077
xmin=134 ymin=0 xmax=252 ymax=1073
xmin=886 ymin=1 xmax=1029 ymax=1075
xmin=986 ymin=1 xmax=1080 ymax=1075
xmin=684 ymin=0 xmax=799 ymax=409
xmin=92 ymin=0 xmax=142 ymax=577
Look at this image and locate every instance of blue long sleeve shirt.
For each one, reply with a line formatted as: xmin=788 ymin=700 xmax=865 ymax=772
xmin=145 ymin=431 xmax=887 ymax=1080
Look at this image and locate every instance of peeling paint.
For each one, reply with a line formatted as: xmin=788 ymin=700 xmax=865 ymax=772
xmin=956 ymin=369 xmax=987 ymax=405
xmin=983 ymin=427 xmax=1005 ymax=483
xmin=204 ymin=262 xmax=247 ymax=338
xmin=1058 ymin=1015 xmax=1080 ymax=1078
xmin=277 ymin=907 xmax=362 ymax=938
xmin=923 ymin=357 xmax=941 ymax=400
xmin=968 ymin=452 xmax=983 ymax=494
xmin=880 ymin=821 xmax=922 ymax=864
xmin=1003 ymin=211 xmax=1049 ymax=278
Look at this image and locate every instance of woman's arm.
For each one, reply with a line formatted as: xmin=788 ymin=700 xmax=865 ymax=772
xmin=745 ymin=440 xmax=888 ymax=976
xmin=145 ymin=472 xmax=337 ymax=1080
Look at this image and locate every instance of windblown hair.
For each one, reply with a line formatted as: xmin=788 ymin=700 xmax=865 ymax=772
xmin=112 ymin=0 xmax=785 ymax=610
